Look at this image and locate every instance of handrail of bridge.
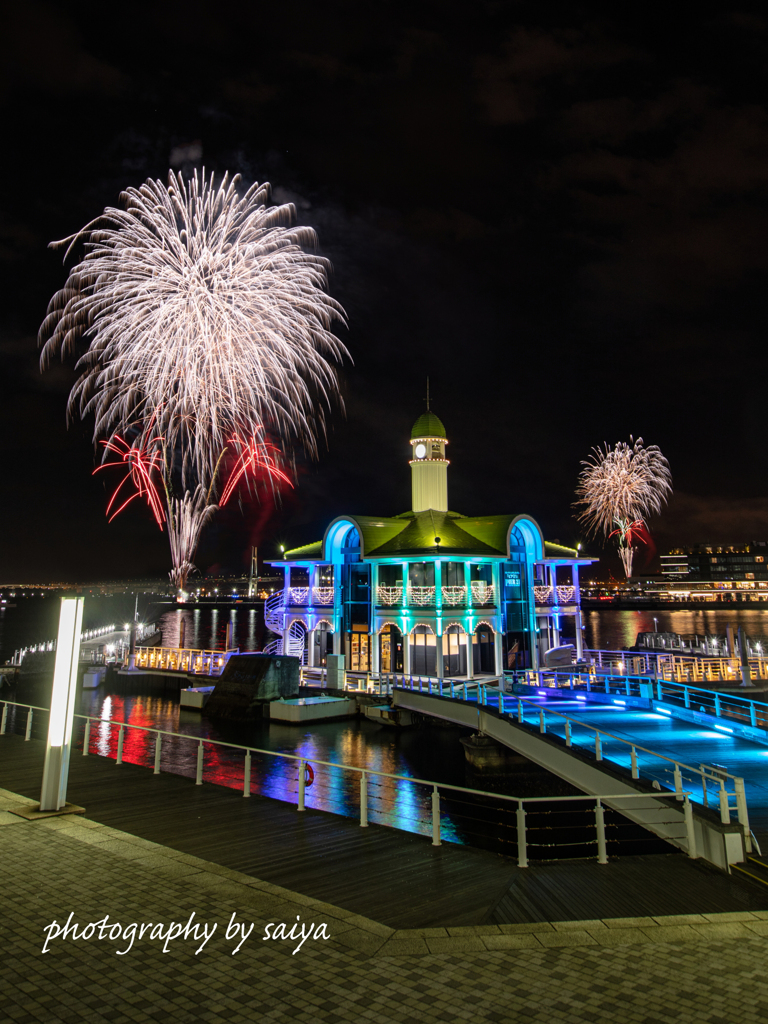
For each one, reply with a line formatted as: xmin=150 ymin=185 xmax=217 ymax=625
xmin=133 ymin=646 xmax=239 ymax=675
xmin=393 ymin=677 xmax=752 ymax=850
xmin=584 ymin=647 xmax=768 ymax=683
xmin=0 ymin=698 xmax=697 ymax=867
xmin=511 ymin=668 xmax=768 ymax=734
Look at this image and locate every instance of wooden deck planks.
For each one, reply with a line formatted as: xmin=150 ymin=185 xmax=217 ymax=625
xmin=2 ymin=733 xmax=767 ymax=928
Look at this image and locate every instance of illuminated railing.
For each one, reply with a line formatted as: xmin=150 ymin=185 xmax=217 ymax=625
xmin=376 ymin=586 xmax=403 ymax=605
xmin=312 ymin=586 xmax=335 ymax=605
xmin=407 ymin=586 xmax=435 ymax=606
xmin=134 ymin=646 xmax=237 ymax=676
xmin=442 ymin=586 xmax=466 ymax=605
xmin=288 ymin=587 xmax=309 ymax=605
xmin=534 ymin=586 xmax=577 ymax=605
xmin=470 ymin=582 xmax=495 ymax=605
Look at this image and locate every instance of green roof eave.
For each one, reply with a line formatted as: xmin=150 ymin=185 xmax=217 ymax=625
xmin=283 ymin=541 xmax=323 ymax=559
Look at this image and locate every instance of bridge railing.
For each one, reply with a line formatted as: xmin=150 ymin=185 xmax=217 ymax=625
xmin=0 ymin=698 xmax=696 ymax=866
xmin=133 ymin=646 xmax=239 ymax=675
xmin=394 ymin=677 xmax=753 ymax=852
xmin=508 ymin=667 xmax=768 ymax=736
xmin=585 ymin=647 xmax=768 ymax=683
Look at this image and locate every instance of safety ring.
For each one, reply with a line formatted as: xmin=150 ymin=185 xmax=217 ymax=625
xmin=304 ymin=763 xmax=315 ymax=787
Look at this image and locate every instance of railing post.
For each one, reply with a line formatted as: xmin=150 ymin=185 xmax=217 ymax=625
xmin=25 ymin=709 xmax=33 ymax=741
xmin=499 ymin=694 xmax=505 ymax=715
xmin=734 ymin=777 xmax=751 ymax=852
xmin=116 ymin=724 xmax=124 ymax=763
xmin=625 ymin=679 xmax=631 ymax=697
xmin=539 ymin=710 xmax=546 ymax=734
xmin=298 ymin=759 xmax=306 ymax=811
xmin=604 ymin=677 xmax=610 ymax=694
xmin=719 ymin=781 xmax=730 ymax=824
xmin=714 ymin=693 xmax=721 ymax=717
xmin=631 ymin=746 xmax=638 ymax=779
xmin=595 ymin=799 xmax=608 ymax=864
xmin=516 ymin=803 xmax=528 ymax=868
xmin=683 ymin=795 xmax=698 ymax=859
xmin=673 ymin=764 xmax=683 ymax=801
xmin=428 ymin=679 xmax=432 ymax=695
xmin=517 ymin=699 xmax=523 ymax=723
xmin=195 ymin=741 xmax=204 ymax=785
xmin=153 ymin=733 xmax=162 ymax=775
xmin=82 ymin=718 xmax=91 ymax=756
xmin=565 ymin=720 xmax=572 ymax=747
xmin=0 ymin=704 xmax=6 ymax=735
xmin=450 ymin=682 xmax=455 ymax=698
xmin=751 ymin=703 xmax=757 ymax=728
xmin=419 ymin=679 xmax=423 ymax=693
xmin=431 ymin=785 xmax=441 ymax=846
xmin=684 ymin=686 xmax=690 ymax=709
xmin=360 ymin=771 xmax=368 ymax=827
xmin=656 ymin=679 xmax=663 ymax=701
xmin=595 ymin=733 xmax=602 ymax=761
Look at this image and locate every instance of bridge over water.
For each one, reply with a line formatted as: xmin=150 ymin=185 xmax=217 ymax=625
xmin=392 ymin=670 xmax=768 ymax=874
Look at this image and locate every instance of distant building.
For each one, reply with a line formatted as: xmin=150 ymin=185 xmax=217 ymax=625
xmin=264 ymin=410 xmax=594 ymax=675
xmin=652 ymin=542 xmax=768 ymax=600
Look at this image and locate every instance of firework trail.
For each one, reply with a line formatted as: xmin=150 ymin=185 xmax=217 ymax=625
xmin=40 ymin=171 xmax=347 ymax=590
xmin=574 ymin=438 xmax=672 ymax=577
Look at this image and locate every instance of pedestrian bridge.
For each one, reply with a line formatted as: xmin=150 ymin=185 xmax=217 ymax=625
xmin=390 ymin=670 xmax=768 ymax=872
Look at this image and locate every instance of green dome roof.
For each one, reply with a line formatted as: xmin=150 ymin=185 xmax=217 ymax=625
xmin=411 ymin=411 xmax=446 ymax=440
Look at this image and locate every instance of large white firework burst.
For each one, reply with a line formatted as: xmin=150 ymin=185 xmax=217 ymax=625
xmin=40 ymin=170 xmax=348 ymax=589
xmin=574 ymin=438 xmax=672 ymax=577
xmin=40 ymin=170 xmax=348 ymax=483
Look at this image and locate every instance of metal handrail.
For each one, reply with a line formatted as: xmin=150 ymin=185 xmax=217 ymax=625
xmin=0 ymin=697 xmax=698 ymax=865
xmin=393 ymin=678 xmax=751 ymax=847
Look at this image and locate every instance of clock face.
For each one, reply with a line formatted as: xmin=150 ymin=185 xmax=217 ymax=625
xmin=415 ymin=443 xmax=427 ymax=458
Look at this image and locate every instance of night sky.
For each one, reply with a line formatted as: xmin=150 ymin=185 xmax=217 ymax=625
xmin=2 ymin=3 xmax=768 ymax=582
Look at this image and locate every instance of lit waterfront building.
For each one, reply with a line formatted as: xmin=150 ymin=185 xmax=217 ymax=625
xmin=634 ymin=542 xmax=768 ymax=603
xmin=265 ymin=411 xmax=594 ymax=675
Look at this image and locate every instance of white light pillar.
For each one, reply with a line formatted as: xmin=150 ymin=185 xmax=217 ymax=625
xmin=435 ymin=632 xmax=444 ymax=679
xmin=40 ymin=598 xmax=84 ymax=812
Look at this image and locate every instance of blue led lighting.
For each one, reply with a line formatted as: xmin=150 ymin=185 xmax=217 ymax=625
xmin=576 ymin=695 xmax=587 ymax=701
xmin=614 ymin=699 xmax=626 ymax=705
xmin=714 ymin=725 xmax=734 ymax=734
xmin=657 ymin=708 xmax=672 ymax=715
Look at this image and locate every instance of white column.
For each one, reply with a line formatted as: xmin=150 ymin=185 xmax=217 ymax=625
xmin=466 ymin=628 xmax=474 ymax=679
xmin=493 ymin=629 xmax=503 ymax=678
xmin=435 ymin=632 xmax=443 ymax=679
xmin=308 ymin=628 xmax=316 ymax=668
xmin=371 ymin=624 xmax=380 ymax=676
xmin=403 ymin=633 xmax=411 ymax=676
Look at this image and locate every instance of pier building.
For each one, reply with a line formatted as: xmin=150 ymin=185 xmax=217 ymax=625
xmin=265 ymin=411 xmax=594 ymax=676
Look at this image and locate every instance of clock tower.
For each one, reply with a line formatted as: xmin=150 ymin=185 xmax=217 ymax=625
xmin=410 ymin=410 xmax=449 ymax=512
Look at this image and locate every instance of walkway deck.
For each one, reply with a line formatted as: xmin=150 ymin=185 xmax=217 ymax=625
xmin=2 ymin=733 xmax=767 ymax=927
xmin=501 ymin=692 xmax=768 ymax=841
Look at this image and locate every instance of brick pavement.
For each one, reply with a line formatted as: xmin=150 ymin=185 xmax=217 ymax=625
xmin=2 ymin=786 xmax=768 ymax=1023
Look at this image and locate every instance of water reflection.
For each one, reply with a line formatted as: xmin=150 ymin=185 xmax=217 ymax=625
xmin=73 ymin=688 xmax=503 ymax=849
xmin=585 ymin=608 xmax=768 ymax=651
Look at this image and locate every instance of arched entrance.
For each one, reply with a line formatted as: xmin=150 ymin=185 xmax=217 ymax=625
xmin=473 ymin=624 xmax=495 ymax=675
xmin=313 ymin=621 xmax=333 ymax=667
xmin=379 ymin=623 xmax=403 ymax=673
xmin=411 ymin=624 xmax=436 ymax=676
xmin=443 ymin=624 xmax=467 ymax=676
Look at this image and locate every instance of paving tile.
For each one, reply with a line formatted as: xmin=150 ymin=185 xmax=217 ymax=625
xmin=552 ymin=919 xmax=606 ymax=931
xmin=535 ymin=930 xmax=599 ymax=947
xmin=481 ymin=934 xmax=542 ymax=950
xmin=497 ymin=921 xmax=555 ymax=934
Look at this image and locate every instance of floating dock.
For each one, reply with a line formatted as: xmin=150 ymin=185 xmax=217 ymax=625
xmin=268 ymin=696 xmax=357 ymax=722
